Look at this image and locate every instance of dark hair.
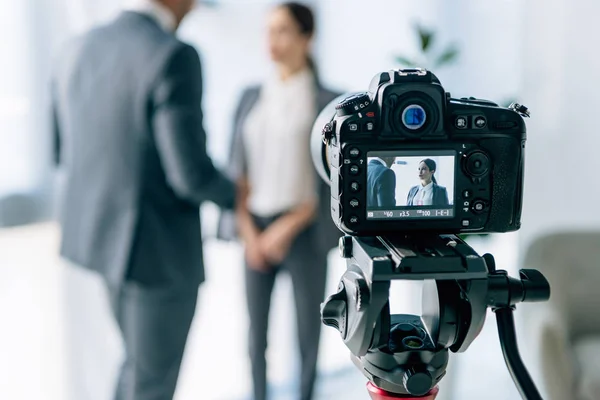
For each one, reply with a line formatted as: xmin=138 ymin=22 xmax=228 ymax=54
xmin=420 ymin=158 xmax=438 ymax=184
xmin=279 ymin=2 xmax=319 ymax=82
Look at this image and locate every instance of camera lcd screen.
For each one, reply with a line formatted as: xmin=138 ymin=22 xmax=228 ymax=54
xmin=366 ymin=150 xmax=455 ymax=220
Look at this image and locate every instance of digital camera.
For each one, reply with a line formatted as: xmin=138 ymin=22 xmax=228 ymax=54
xmin=311 ymin=69 xmax=529 ymax=236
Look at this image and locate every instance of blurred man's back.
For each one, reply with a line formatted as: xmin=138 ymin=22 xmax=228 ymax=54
xmin=52 ymin=2 xmax=234 ymax=399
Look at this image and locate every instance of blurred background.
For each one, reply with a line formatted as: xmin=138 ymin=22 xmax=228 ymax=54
xmin=2 ymin=0 xmax=600 ymax=399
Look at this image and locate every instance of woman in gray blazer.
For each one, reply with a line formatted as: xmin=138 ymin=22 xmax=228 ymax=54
xmin=406 ymin=158 xmax=450 ymax=206
xmin=219 ymin=3 xmax=340 ymax=400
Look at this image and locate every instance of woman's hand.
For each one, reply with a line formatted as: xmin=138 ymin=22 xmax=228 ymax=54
xmin=245 ymin=234 xmax=270 ymax=272
xmin=258 ymin=218 xmax=297 ymax=265
xmin=236 ymin=177 xmax=271 ymax=272
xmin=259 ymin=200 xmax=317 ymax=265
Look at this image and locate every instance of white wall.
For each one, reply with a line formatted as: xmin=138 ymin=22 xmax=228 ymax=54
xmin=520 ymin=0 xmax=600 ymax=248
xmin=518 ymin=0 xmax=600 ymax=397
xmin=0 ymin=1 xmax=37 ymax=195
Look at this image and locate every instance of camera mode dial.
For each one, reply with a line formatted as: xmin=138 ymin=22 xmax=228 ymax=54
xmin=336 ymin=93 xmax=372 ymax=117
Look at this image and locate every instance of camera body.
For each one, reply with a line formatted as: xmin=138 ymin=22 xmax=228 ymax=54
xmin=322 ymin=69 xmax=527 ymax=235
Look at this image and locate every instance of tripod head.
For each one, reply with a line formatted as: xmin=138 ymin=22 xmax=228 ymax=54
xmin=321 ymin=234 xmax=550 ymax=399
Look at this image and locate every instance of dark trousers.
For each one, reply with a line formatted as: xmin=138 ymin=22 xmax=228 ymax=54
xmin=246 ymin=215 xmax=329 ymax=400
xmin=107 ymin=281 xmax=198 ymax=400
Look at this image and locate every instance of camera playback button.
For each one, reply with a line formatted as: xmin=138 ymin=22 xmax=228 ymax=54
xmin=348 ymin=122 xmax=360 ymax=132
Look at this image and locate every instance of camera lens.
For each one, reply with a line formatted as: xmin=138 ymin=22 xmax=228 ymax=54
xmin=402 ymin=105 xmax=427 ymax=130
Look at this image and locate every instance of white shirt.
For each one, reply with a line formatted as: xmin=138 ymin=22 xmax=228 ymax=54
xmin=125 ymin=0 xmax=177 ymax=32
xmin=413 ymin=181 xmax=434 ymax=206
xmin=244 ymin=69 xmax=318 ymax=217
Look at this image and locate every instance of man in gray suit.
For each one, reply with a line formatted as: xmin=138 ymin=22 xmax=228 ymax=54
xmin=52 ymin=1 xmax=235 ymax=399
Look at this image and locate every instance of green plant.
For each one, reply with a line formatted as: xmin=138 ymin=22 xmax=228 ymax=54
xmin=394 ymin=23 xmax=460 ymax=70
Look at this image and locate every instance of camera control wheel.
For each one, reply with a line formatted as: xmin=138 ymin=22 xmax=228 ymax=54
xmin=464 ymin=151 xmax=491 ymax=177
xmin=336 ymin=93 xmax=372 ymax=117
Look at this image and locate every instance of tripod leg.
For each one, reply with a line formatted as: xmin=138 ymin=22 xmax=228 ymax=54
xmin=495 ymin=308 xmax=543 ymax=400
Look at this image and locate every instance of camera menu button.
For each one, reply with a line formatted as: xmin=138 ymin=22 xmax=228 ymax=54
xmin=348 ymin=147 xmax=361 ymax=158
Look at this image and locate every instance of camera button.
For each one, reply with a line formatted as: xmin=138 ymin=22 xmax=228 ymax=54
xmin=350 ymin=182 xmax=361 ymax=193
xmin=349 ymin=198 xmax=360 ymax=208
xmin=455 ymin=116 xmax=468 ymax=129
xmin=348 ymin=122 xmax=359 ymax=132
xmin=349 ymin=215 xmax=360 ymax=225
xmin=464 ymin=152 xmax=491 ymax=177
xmin=461 ymin=219 xmax=471 ymax=227
xmin=348 ymin=147 xmax=361 ymax=158
xmin=472 ymin=200 xmax=486 ymax=213
xmin=474 ymin=116 xmax=487 ymax=129
xmin=349 ymin=164 xmax=360 ymax=175
xmin=364 ymin=121 xmax=376 ymax=132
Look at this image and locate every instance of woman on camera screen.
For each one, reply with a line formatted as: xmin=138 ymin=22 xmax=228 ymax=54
xmin=407 ymin=158 xmax=450 ymax=206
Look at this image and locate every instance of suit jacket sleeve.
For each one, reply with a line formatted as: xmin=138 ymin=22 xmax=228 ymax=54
xmin=152 ymin=43 xmax=235 ymax=210
xmin=227 ymin=89 xmax=254 ymax=181
xmin=378 ymin=169 xmax=397 ymax=207
xmin=407 ymin=186 xmax=416 ymax=206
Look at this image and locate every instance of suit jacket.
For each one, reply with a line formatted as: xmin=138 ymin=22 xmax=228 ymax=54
xmin=406 ymin=183 xmax=450 ymax=206
xmin=367 ymin=160 xmax=397 ymax=207
xmin=52 ymin=12 xmax=235 ymax=288
xmin=217 ymin=83 xmax=341 ymax=255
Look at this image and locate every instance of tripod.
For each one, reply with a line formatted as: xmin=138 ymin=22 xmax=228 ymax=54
xmin=321 ymin=234 xmax=550 ymax=400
